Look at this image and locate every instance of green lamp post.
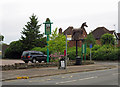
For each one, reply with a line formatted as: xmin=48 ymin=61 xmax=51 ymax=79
xmin=43 ymin=18 xmax=53 ymax=63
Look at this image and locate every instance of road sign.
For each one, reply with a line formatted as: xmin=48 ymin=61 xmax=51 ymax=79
xmin=90 ymin=44 xmax=92 ymax=61
xmin=90 ymin=44 xmax=92 ymax=48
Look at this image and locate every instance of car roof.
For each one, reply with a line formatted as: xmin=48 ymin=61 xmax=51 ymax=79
xmin=23 ymin=51 xmax=41 ymax=53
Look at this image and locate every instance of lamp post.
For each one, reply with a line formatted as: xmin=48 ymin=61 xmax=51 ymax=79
xmin=43 ymin=18 xmax=53 ymax=63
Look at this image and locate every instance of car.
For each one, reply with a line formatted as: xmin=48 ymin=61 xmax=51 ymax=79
xmin=21 ymin=51 xmax=47 ymax=63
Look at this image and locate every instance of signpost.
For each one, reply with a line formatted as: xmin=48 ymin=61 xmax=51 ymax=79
xmin=90 ymin=44 xmax=92 ymax=61
xmin=43 ymin=18 xmax=53 ymax=63
xmin=81 ymin=43 xmax=87 ymax=62
xmin=65 ymin=34 xmax=67 ymax=68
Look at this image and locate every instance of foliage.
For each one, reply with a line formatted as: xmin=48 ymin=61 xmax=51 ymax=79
xmin=0 ymin=35 xmax=4 ymax=41
xmin=48 ymin=28 xmax=69 ymax=54
xmin=85 ymin=33 xmax=96 ymax=47
xmin=100 ymin=33 xmax=115 ymax=45
xmin=49 ymin=52 xmax=64 ymax=62
xmin=21 ymin=14 xmax=46 ymax=50
xmin=4 ymin=41 xmax=23 ymax=59
xmin=31 ymin=47 xmax=52 ymax=55
xmin=67 ymin=46 xmax=81 ymax=60
xmin=67 ymin=44 xmax=118 ymax=61
xmin=91 ymin=45 xmax=101 ymax=51
xmin=92 ymin=45 xmax=118 ymax=60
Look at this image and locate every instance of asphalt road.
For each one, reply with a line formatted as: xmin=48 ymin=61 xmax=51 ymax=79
xmin=2 ymin=68 xmax=118 ymax=85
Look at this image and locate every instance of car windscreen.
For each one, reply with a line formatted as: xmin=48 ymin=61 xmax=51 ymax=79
xmin=22 ymin=52 xmax=29 ymax=56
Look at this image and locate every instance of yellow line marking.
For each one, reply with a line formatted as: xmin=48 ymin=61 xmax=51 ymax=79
xmin=46 ymin=79 xmax=51 ymax=81
xmin=17 ymin=76 xmax=29 ymax=79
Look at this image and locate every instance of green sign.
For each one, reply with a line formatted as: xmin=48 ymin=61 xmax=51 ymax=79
xmin=45 ymin=23 xmax=51 ymax=35
xmin=82 ymin=44 xmax=86 ymax=54
xmin=43 ymin=18 xmax=53 ymax=35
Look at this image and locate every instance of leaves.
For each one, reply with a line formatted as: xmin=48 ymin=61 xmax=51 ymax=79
xmin=101 ymin=33 xmax=115 ymax=45
xmin=48 ymin=28 xmax=68 ymax=54
xmin=85 ymin=33 xmax=96 ymax=47
xmin=0 ymin=35 xmax=4 ymax=41
xmin=21 ymin=14 xmax=46 ymax=50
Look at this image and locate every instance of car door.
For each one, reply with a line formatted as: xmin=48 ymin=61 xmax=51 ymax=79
xmin=40 ymin=52 xmax=45 ymax=59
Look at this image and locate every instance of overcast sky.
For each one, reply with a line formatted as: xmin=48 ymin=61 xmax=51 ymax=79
xmin=0 ymin=0 xmax=119 ymax=44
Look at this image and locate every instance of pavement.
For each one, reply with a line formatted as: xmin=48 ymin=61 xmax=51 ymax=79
xmin=0 ymin=59 xmax=24 ymax=66
xmin=2 ymin=62 xmax=118 ymax=81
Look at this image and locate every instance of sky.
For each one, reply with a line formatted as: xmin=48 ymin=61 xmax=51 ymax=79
xmin=0 ymin=0 xmax=119 ymax=44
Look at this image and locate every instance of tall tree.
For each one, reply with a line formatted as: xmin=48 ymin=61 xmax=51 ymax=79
xmin=85 ymin=33 xmax=96 ymax=47
xmin=101 ymin=33 xmax=115 ymax=45
xmin=21 ymin=14 xmax=45 ymax=50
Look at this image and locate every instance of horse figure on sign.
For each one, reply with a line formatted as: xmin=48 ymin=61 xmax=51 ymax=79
xmin=71 ymin=22 xmax=88 ymax=57
xmin=72 ymin=22 xmax=88 ymax=40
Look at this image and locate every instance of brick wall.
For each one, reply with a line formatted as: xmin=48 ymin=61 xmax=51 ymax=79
xmin=117 ymin=40 xmax=120 ymax=47
xmin=96 ymin=40 xmax=101 ymax=45
xmin=68 ymin=40 xmax=82 ymax=47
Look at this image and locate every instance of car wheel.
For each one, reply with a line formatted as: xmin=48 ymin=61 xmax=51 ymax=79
xmin=24 ymin=61 xmax=28 ymax=63
xmin=32 ymin=58 xmax=36 ymax=63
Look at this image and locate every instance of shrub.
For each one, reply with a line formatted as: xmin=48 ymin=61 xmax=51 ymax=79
xmin=92 ymin=45 xmax=118 ymax=60
xmin=67 ymin=47 xmax=81 ymax=60
xmin=4 ymin=41 xmax=23 ymax=59
xmin=92 ymin=45 xmax=101 ymax=51
xmin=31 ymin=47 xmax=52 ymax=55
xmin=49 ymin=52 xmax=64 ymax=62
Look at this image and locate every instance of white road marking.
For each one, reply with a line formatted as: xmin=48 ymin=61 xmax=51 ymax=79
xmin=56 ymin=76 xmax=97 ymax=84
xmin=62 ymin=77 xmax=65 ymax=78
xmin=79 ymin=76 xmax=98 ymax=80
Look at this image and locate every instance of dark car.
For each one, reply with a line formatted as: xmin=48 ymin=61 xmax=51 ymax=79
xmin=21 ymin=51 xmax=47 ymax=63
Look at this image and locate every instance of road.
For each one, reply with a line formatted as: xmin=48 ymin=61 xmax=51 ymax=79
xmin=2 ymin=68 xmax=118 ymax=85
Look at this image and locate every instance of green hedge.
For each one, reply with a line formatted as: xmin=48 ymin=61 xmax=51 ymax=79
xmin=31 ymin=45 xmax=119 ymax=61
xmin=31 ymin=47 xmax=53 ymax=55
xmin=67 ymin=47 xmax=80 ymax=60
xmin=92 ymin=45 xmax=119 ymax=61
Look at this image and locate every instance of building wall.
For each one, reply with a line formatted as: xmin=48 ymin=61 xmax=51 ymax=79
xmin=118 ymin=40 xmax=120 ymax=47
xmin=68 ymin=40 xmax=82 ymax=47
xmin=96 ymin=40 xmax=101 ymax=45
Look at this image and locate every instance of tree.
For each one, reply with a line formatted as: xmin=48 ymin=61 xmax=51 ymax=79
xmin=21 ymin=14 xmax=46 ymax=50
xmin=4 ymin=41 xmax=23 ymax=59
xmin=85 ymin=33 xmax=96 ymax=47
xmin=101 ymin=33 xmax=115 ymax=45
xmin=0 ymin=35 xmax=4 ymax=41
xmin=48 ymin=28 xmax=68 ymax=54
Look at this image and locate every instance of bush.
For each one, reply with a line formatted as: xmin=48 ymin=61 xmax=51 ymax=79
xmin=92 ymin=45 xmax=118 ymax=60
xmin=4 ymin=41 xmax=23 ymax=59
xmin=67 ymin=46 xmax=90 ymax=60
xmin=31 ymin=47 xmax=52 ymax=55
xmin=92 ymin=45 xmax=101 ymax=51
xmin=67 ymin=46 xmax=81 ymax=60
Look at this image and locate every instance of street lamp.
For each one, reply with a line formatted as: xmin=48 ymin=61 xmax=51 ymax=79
xmin=43 ymin=18 xmax=53 ymax=63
